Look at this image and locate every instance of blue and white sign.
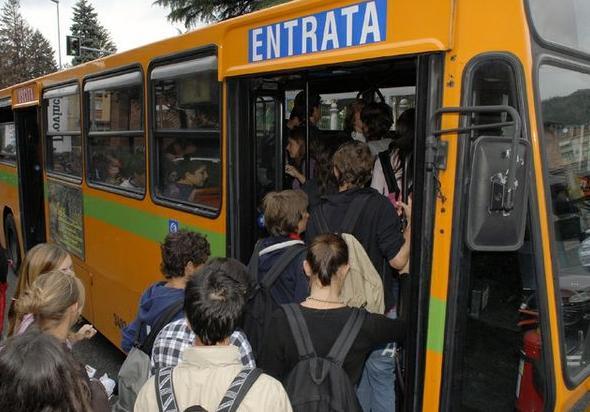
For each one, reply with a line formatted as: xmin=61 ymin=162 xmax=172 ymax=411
xmin=168 ymin=219 xmax=179 ymax=233
xmin=249 ymin=0 xmax=387 ymax=63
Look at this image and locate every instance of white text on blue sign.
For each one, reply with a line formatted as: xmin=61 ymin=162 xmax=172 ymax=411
xmin=249 ymin=0 xmax=387 ymax=63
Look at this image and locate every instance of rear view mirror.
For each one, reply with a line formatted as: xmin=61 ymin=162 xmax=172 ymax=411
xmin=466 ymin=136 xmax=530 ymax=251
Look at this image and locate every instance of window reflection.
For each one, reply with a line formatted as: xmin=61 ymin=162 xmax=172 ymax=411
xmin=539 ymin=65 xmax=590 ymax=379
xmin=0 ymin=123 xmax=16 ymax=164
xmin=529 ymin=0 xmax=590 ymax=54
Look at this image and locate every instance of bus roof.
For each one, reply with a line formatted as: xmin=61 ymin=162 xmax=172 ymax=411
xmin=0 ymin=0 xmax=453 ymax=103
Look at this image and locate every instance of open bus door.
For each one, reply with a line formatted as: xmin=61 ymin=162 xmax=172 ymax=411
xmin=228 ymin=79 xmax=285 ymax=262
xmin=14 ymin=105 xmax=45 ymax=251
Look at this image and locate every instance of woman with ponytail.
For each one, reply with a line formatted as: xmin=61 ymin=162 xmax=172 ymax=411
xmin=13 ymin=270 xmax=109 ymax=412
xmin=260 ymin=233 xmax=406 ymax=386
xmin=7 ymin=243 xmax=96 ymax=342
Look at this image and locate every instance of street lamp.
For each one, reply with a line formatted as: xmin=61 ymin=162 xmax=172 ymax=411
xmin=50 ymin=0 xmax=62 ymax=69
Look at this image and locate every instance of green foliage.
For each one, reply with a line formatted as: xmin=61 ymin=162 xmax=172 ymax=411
xmin=28 ymin=29 xmax=58 ymax=78
xmin=543 ymin=89 xmax=590 ymax=126
xmin=154 ymin=0 xmax=291 ymax=27
xmin=0 ymin=0 xmax=57 ymax=88
xmin=70 ymin=0 xmax=116 ymax=65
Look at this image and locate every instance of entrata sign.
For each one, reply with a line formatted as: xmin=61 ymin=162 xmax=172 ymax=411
xmin=249 ymin=0 xmax=387 ymax=62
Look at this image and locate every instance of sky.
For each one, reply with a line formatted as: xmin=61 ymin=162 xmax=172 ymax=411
xmin=17 ymin=0 xmax=192 ymax=67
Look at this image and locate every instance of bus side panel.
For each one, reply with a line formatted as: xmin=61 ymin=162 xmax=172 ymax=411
xmin=82 ymin=190 xmax=226 ymax=350
xmin=84 ymin=215 xmax=162 ymax=350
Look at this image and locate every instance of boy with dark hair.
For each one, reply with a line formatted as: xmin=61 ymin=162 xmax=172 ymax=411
xmin=306 ymin=140 xmax=411 ymax=412
xmin=121 ymin=230 xmax=210 ymax=353
xmin=135 ymin=262 xmax=292 ymax=411
xmin=166 ymin=159 xmax=209 ymax=202
xmin=151 ymin=258 xmax=255 ymax=372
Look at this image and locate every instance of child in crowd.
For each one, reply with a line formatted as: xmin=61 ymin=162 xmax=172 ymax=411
xmin=14 ymin=270 xmax=110 ymax=411
xmin=260 ymin=233 xmax=406 ymax=386
xmin=167 ymin=159 xmax=209 ymax=202
xmin=285 ymin=126 xmax=316 ymax=189
xmin=150 ymin=258 xmax=255 ymax=372
xmin=135 ymin=261 xmax=292 ymax=411
xmin=251 ymin=190 xmax=310 ymax=305
xmin=361 ymin=102 xmax=394 ymax=157
xmin=121 ymin=230 xmax=210 ymax=353
xmin=0 ymin=330 xmax=99 ymax=412
xmin=7 ymin=243 xmax=96 ymax=343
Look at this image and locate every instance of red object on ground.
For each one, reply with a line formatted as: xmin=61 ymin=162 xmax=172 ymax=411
xmin=516 ymin=329 xmax=544 ymax=412
xmin=0 ymin=281 xmax=7 ymax=336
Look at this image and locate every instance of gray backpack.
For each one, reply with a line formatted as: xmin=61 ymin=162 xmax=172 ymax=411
xmin=112 ymin=300 xmax=184 ymax=412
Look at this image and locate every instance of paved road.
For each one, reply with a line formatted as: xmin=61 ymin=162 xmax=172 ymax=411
xmin=2 ymin=267 xmax=125 ymax=393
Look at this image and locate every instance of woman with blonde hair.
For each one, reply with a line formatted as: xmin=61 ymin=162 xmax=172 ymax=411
xmin=14 ymin=270 xmax=109 ymax=411
xmin=7 ymin=243 xmax=72 ymax=336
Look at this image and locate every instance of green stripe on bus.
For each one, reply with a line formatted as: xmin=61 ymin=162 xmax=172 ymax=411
xmin=0 ymin=168 xmax=18 ymax=187
xmin=426 ymin=296 xmax=446 ymax=353
xmin=83 ymin=194 xmax=226 ymax=256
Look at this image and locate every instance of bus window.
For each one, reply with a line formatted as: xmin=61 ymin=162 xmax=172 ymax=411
xmin=44 ymin=85 xmax=82 ymax=178
xmin=151 ymin=55 xmax=221 ymax=213
xmin=85 ymin=71 xmax=145 ymax=194
xmin=528 ymin=0 xmax=590 ymax=55
xmin=0 ymin=122 xmax=16 ymax=165
xmin=539 ymin=65 xmax=590 ymax=382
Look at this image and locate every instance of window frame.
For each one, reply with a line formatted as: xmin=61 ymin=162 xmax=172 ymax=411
xmin=533 ymin=55 xmax=590 ymax=387
xmin=42 ymin=82 xmax=83 ymax=183
xmin=148 ymin=46 xmax=222 ymax=218
xmin=82 ymin=65 xmax=146 ymax=200
xmin=525 ymin=0 xmax=590 ymax=61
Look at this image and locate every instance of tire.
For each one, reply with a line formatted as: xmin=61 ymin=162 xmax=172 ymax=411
xmin=4 ymin=214 xmax=21 ymax=272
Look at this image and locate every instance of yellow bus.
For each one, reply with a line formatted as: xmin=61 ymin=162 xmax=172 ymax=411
xmin=0 ymin=0 xmax=589 ymax=409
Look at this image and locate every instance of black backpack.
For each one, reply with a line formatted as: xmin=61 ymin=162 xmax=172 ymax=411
xmin=282 ymin=303 xmax=367 ymax=412
xmin=155 ymin=365 xmax=262 ymax=412
xmin=243 ymin=241 xmax=306 ymax=359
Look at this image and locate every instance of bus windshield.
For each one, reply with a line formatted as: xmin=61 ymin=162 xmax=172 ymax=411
xmin=528 ymin=0 xmax=590 ymax=54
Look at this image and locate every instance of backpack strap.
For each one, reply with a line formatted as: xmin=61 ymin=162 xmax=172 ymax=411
xmin=247 ymin=239 xmax=264 ymax=285
xmin=155 ymin=366 xmax=179 ymax=412
xmin=141 ymin=298 xmax=185 ymax=355
xmin=260 ymin=244 xmax=306 ymax=290
xmin=326 ymin=308 xmax=367 ymax=366
xmin=216 ymin=368 xmax=263 ymax=412
xmin=379 ymin=149 xmax=401 ymax=197
xmin=339 ymin=195 xmax=372 ymax=234
xmin=282 ymin=303 xmax=316 ymax=359
xmin=310 ymin=202 xmax=331 ymax=234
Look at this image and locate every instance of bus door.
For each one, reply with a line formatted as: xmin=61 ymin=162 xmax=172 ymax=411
xmin=14 ymin=106 xmax=45 ymax=251
xmin=227 ymin=79 xmax=285 ymax=262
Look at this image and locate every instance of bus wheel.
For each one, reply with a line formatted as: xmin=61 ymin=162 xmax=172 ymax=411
xmin=4 ymin=214 xmax=21 ymax=272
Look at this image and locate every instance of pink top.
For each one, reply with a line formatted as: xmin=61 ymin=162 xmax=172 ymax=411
xmin=16 ymin=313 xmax=73 ymax=349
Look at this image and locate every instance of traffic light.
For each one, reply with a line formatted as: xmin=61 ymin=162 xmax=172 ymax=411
xmin=66 ymin=36 xmax=80 ymax=57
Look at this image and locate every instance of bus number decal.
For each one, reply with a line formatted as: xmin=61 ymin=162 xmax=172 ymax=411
xmin=249 ymin=0 xmax=387 ymax=62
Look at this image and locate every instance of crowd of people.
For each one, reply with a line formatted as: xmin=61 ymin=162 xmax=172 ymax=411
xmin=0 ymin=93 xmax=414 ymax=411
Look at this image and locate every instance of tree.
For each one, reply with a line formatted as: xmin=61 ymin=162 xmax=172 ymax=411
xmin=154 ymin=0 xmax=291 ymax=27
xmin=0 ymin=0 xmax=31 ymax=87
xmin=70 ymin=0 xmax=116 ymax=65
xmin=0 ymin=0 xmax=56 ymax=87
xmin=27 ymin=29 xmax=58 ymax=78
